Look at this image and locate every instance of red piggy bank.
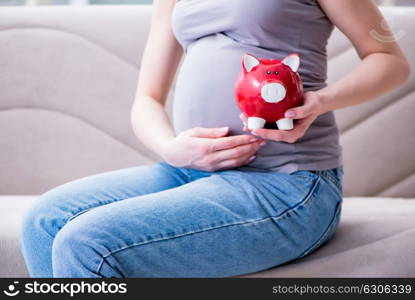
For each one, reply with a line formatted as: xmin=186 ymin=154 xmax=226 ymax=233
xmin=234 ymin=53 xmax=303 ymax=130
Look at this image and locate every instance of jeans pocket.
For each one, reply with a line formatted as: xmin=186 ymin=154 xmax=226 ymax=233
xmin=298 ymin=200 xmax=342 ymax=258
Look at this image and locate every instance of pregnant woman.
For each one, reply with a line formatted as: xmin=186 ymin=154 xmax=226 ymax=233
xmin=20 ymin=0 xmax=410 ymax=277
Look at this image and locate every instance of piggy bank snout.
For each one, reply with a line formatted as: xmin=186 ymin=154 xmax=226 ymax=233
xmin=260 ymin=82 xmax=286 ymax=103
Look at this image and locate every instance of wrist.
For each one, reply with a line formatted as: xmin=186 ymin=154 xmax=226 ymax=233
xmin=157 ymin=137 xmax=175 ymax=160
xmin=315 ymin=89 xmax=332 ymax=115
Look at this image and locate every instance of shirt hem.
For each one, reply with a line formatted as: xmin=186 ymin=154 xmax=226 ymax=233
xmin=235 ymin=157 xmax=343 ymax=175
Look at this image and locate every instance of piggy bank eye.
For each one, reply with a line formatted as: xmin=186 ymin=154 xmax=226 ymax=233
xmin=274 ymin=71 xmax=279 ymax=75
xmin=266 ymin=70 xmax=271 ymax=75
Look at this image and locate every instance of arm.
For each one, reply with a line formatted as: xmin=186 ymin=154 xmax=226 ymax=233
xmin=131 ymin=0 xmax=265 ymax=171
xmin=246 ymin=0 xmax=411 ymax=142
xmin=131 ymin=0 xmax=182 ymax=153
xmin=315 ymin=0 xmax=411 ymax=114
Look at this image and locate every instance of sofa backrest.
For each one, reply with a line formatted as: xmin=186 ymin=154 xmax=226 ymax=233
xmin=0 ymin=6 xmax=414 ymax=197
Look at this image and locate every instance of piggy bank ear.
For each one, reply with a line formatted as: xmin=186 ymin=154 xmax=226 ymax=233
xmin=243 ymin=54 xmax=260 ymax=72
xmin=282 ymin=54 xmax=300 ymax=73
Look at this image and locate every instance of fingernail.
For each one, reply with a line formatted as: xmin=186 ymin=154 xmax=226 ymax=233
xmin=259 ymin=140 xmax=267 ymax=146
xmin=285 ymin=110 xmax=296 ymax=118
xmin=251 ymin=131 xmax=259 ymax=136
xmin=249 ymin=137 xmax=258 ymax=142
xmin=249 ymin=155 xmax=256 ymax=161
xmin=220 ymin=127 xmax=229 ymax=132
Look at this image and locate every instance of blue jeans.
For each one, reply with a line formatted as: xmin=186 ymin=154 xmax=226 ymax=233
xmin=19 ymin=162 xmax=344 ymax=278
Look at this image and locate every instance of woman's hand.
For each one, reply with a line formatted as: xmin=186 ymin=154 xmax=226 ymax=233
xmin=240 ymin=91 xmax=323 ymax=143
xmin=160 ymin=126 xmax=266 ymax=171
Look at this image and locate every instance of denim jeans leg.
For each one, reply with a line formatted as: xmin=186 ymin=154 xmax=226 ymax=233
xmin=51 ymin=168 xmax=342 ymax=277
xmin=19 ymin=162 xmax=189 ymax=277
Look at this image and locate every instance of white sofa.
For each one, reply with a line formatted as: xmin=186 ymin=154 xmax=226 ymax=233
xmin=0 ymin=5 xmax=414 ymax=277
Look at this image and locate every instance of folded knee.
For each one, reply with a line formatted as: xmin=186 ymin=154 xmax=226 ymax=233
xmin=52 ymin=224 xmax=85 ymax=268
xmin=51 ymin=218 xmax=107 ymax=277
xmin=24 ymin=192 xmax=71 ymax=237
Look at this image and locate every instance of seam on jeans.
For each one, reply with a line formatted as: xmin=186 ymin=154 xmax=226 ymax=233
xmin=63 ymin=198 xmax=124 ymax=228
xmin=96 ymin=255 xmax=124 ymax=278
xmin=60 ymin=162 xmax=174 ymax=228
xmin=326 ymin=171 xmax=342 ymax=191
xmin=298 ymin=199 xmax=342 ymax=258
xmin=317 ymin=169 xmax=342 ymax=191
xmin=95 ymin=176 xmax=322 ymax=274
xmin=67 ymin=207 xmax=94 ymax=222
xmin=323 ymin=173 xmax=342 ymax=191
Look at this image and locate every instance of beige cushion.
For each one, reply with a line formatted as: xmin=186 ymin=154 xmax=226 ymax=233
xmin=0 ymin=196 xmax=36 ymax=277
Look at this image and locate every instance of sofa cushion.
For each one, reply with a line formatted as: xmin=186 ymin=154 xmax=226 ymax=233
xmin=0 ymin=196 xmax=36 ymax=277
xmin=2 ymin=195 xmax=414 ymax=278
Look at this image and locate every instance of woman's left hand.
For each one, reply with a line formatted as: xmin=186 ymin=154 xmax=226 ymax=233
xmin=240 ymin=91 xmax=324 ymax=143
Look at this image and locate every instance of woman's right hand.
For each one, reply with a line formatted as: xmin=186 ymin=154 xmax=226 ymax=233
xmin=160 ymin=126 xmax=266 ymax=171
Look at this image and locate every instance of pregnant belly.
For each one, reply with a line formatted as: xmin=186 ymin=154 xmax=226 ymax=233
xmin=172 ymin=34 xmax=247 ymax=136
xmin=171 ymin=34 xmax=341 ymax=172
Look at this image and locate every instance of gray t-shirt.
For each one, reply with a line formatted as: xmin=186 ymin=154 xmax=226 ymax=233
xmin=171 ymin=0 xmax=343 ymax=173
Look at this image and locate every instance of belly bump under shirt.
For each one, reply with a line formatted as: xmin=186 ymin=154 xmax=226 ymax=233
xmin=171 ymin=0 xmax=343 ymax=173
